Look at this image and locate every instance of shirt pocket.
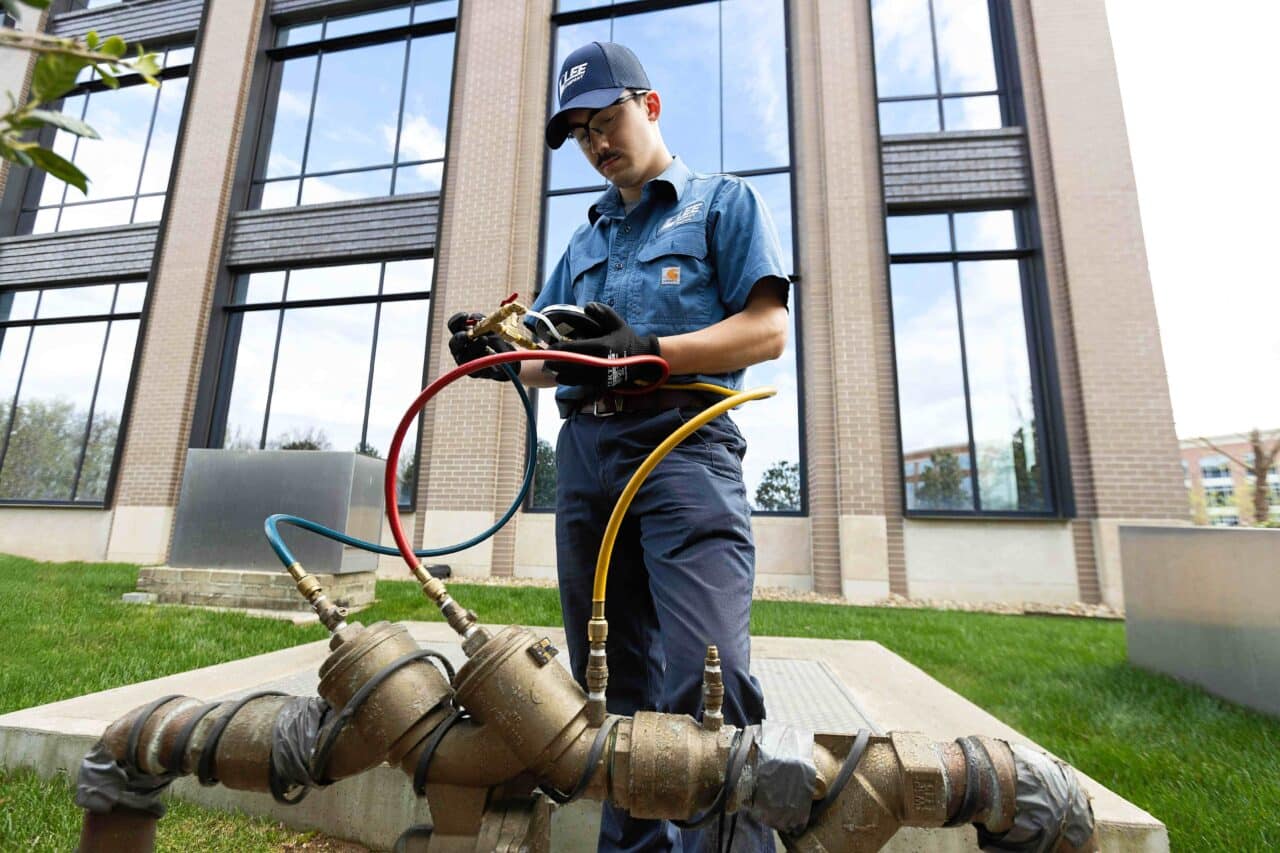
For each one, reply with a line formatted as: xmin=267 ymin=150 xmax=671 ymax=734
xmin=569 ymin=244 xmax=608 ymax=306
xmin=635 ymin=226 xmax=713 ymax=325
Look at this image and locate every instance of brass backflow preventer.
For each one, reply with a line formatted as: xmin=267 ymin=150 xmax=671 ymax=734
xmin=73 ymin=572 xmax=1100 ymax=853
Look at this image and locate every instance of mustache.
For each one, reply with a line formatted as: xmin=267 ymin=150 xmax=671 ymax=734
xmin=596 ymin=152 xmax=620 ymax=168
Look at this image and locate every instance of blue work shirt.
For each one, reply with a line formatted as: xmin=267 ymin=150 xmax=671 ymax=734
xmin=532 ymin=157 xmax=790 ymax=406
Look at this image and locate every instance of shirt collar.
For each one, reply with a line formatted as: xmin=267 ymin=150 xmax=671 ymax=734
xmin=588 ymin=156 xmax=692 ymax=225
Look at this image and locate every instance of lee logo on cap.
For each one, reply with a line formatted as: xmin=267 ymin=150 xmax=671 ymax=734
xmin=661 ymin=266 xmax=681 ymax=285
xmin=559 ymin=62 xmax=588 ymax=97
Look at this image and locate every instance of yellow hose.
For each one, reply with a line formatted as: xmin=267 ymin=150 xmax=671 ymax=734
xmin=590 ymin=385 xmax=777 ymax=605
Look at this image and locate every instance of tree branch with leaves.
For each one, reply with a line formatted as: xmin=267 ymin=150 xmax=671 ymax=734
xmin=1197 ymin=428 xmax=1280 ymax=525
xmin=0 ymin=0 xmax=161 ymax=192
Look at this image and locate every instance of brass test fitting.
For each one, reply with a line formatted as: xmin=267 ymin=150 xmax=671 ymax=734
xmin=468 ymin=300 xmax=543 ymax=351
xmin=701 ymin=645 xmax=724 ymax=732
xmin=411 ymin=564 xmax=491 ymax=656
xmin=585 ymin=612 xmax=609 ymax=726
xmin=287 ymin=562 xmax=347 ymax=632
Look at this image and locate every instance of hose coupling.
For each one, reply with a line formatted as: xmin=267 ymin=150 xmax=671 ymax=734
xmin=286 ymin=562 xmax=347 ymax=632
xmin=586 ymin=615 xmax=609 ymax=726
xmin=412 ymin=564 xmax=486 ymax=652
xmin=701 ymin=645 xmax=724 ymax=732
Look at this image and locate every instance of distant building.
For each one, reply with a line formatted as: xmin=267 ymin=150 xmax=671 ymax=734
xmin=1179 ymin=433 xmax=1280 ymax=526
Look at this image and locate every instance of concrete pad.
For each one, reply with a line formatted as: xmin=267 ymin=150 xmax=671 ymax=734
xmin=0 ymin=623 xmax=1166 ymax=851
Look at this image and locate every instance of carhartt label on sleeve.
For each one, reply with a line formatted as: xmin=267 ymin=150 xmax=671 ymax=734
xmin=661 ymin=266 xmax=681 ymax=285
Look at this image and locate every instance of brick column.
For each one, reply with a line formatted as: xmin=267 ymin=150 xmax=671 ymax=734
xmin=106 ymin=0 xmax=268 ymax=563
xmin=789 ymin=0 xmax=897 ymax=599
xmin=1019 ymin=0 xmax=1187 ymax=607
xmin=414 ymin=0 xmax=552 ymax=577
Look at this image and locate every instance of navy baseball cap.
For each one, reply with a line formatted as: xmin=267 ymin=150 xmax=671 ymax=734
xmin=545 ymin=42 xmax=651 ymax=149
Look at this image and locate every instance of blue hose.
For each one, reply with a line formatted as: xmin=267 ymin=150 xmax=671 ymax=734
xmin=263 ymin=364 xmax=537 ymax=568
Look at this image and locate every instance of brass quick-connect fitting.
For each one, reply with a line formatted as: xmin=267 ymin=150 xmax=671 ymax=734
xmin=586 ymin=615 xmax=609 ymax=726
xmin=411 ymin=564 xmax=490 ymax=655
xmin=701 ymin=645 xmax=724 ymax=732
xmin=469 ymin=301 xmax=543 ymax=350
xmin=287 ymin=562 xmax=347 ymax=632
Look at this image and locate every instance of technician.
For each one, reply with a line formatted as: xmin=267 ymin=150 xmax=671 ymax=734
xmin=449 ymin=41 xmax=790 ymax=852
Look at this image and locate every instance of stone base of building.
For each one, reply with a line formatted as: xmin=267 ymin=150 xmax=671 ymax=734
xmin=138 ymin=566 xmax=376 ymax=612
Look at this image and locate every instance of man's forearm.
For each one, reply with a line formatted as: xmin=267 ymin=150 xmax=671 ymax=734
xmin=657 ymin=282 xmax=789 ymax=377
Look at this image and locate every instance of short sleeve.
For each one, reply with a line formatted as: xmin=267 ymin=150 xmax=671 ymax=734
xmin=708 ymin=177 xmax=791 ymax=315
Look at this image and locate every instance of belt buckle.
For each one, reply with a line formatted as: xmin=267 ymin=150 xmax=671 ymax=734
xmin=592 ymin=396 xmax=623 ymax=417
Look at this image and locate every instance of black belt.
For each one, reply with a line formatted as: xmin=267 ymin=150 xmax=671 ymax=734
xmin=559 ymin=389 xmax=718 ymax=418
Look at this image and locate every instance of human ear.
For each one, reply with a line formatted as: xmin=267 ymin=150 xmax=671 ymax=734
xmin=643 ymin=90 xmax=661 ymax=121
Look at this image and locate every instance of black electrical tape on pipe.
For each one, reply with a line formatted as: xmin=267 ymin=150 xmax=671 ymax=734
xmin=412 ymin=705 xmax=468 ymax=796
xmin=393 ymin=823 xmax=435 ymax=853
xmin=672 ymin=726 xmax=756 ymax=831
xmin=944 ymin=736 xmax=989 ymax=827
xmin=539 ymin=715 xmax=621 ymax=806
xmin=166 ymin=701 xmax=222 ymax=775
xmin=123 ymin=694 xmax=184 ymax=776
xmin=269 ymin=762 xmax=311 ymax=805
xmin=310 ymin=649 xmax=454 ymax=786
xmin=195 ymin=691 xmax=287 ymax=787
xmin=792 ymin=727 xmax=871 ymax=834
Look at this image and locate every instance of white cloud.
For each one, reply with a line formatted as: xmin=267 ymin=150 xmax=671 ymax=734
xmin=1107 ymin=0 xmax=1280 ymax=438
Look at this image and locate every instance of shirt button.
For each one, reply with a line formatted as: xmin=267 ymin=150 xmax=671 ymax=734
xmin=624 ymin=225 xmax=632 ymax=233
xmin=614 ymin=262 xmax=623 ymax=270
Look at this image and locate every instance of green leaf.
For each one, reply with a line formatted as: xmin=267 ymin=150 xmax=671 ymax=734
xmin=31 ymin=52 xmax=88 ymax=103
xmin=97 ymin=68 xmax=118 ymax=89
xmin=26 ymin=145 xmax=87 ymax=193
xmin=99 ymin=35 xmax=127 ymax=60
xmin=17 ymin=0 xmax=49 ymax=8
xmin=131 ymin=51 xmax=162 ymax=84
xmin=85 ymin=31 xmax=99 ymax=50
xmin=27 ymin=108 xmax=99 ymax=139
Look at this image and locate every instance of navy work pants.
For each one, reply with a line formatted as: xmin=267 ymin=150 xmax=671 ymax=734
xmin=555 ymin=407 xmax=771 ymax=852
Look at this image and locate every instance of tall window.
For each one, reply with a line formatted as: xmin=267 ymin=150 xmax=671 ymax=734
xmin=870 ymin=0 xmax=1012 ymax=134
xmin=888 ymin=209 xmax=1056 ymax=514
xmin=249 ymin=0 xmax=456 ymax=209
xmin=212 ymin=260 xmax=433 ymax=505
xmin=15 ymin=44 xmax=193 ymax=234
xmin=0 ymin=282 xmax=145 ymax=502
xmin=535 ymin=0 xmax=802 ymax=513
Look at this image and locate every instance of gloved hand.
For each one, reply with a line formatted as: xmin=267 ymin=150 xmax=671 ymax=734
xmin=448 ymin=312 xmax=514 ymax=381
xmin=546 ymin=302 xmax=662 ymax=389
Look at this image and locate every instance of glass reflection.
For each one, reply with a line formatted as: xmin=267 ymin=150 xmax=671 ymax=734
xmin=306 ymin=44 xmax=404 ymax=175
xmin=932 ymin=0 xmax=998 ymax=93
xmin=957 ymin=260 xmax=1044 ymax=511
xmin=75 ymin=319 xmax=138 ymax=501
xmin=721 ymin=0 xmax=790 ymax=173
xmin=549 ymin=18 xmax=613 ymax=192
xmin=236 ymin=271 xmax=286 ymax=304
xmin=301 ymin=169 xmax=393 ymax=205
xmin=872 ymin=0 xmax=936 ymax=98
xmin=887 ymin=213 xmax=949 ymax=254
xmin=744 ymin=172 xmax=794 ymax=274
xmin=613 ymin=3 xmax=720 ymax=173
xmin=738 ymin=305 xmax=801 ymax=510
xmin=115 ymin=281 xmax=147 ymax=314
xmin=891 ymin=262 xmax=974 ymax=511
xmin=400 ymin=34 xmax=454 ymax=164
xmin=286 ymin=263 xmax=381 ymax=302
xmin=324 ymin=4 xmax=411 ymax=40
xmin=879 ymin=100 xmax=939 ymax=135
xmin=382 ymin=258 xmax=433 ymax=294
xmin=543 ymin=191 xmax=598 ymax=277
xmin=75 ymin=84 xmax=157 ymax=199
xmin=0 ymin=322 xmax=105 ymax=500
xmin=364 ymin=298 xmax=430 ymax=502
xmin=953 ymin=210 xmax=1017 ymax=252
xmin=942 ymin=95 xmax=1001 ymax=131
xmin=265 ymin=57 xmax=317 ymax=179
xmin=37 ymin=285 xmax=115 ymax=319
xmin=265 ymin=304 xmax=376 ymax=453
xmin=222 ymin=311 xmax=278 ymax=449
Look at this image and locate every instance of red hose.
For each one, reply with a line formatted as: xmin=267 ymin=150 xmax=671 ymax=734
xmin=383 ymin=350 xmax=670 ymax=571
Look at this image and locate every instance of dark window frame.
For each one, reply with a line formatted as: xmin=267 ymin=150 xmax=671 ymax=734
xmin=873 ymin=0 xmax=1019 ymax=134
xmin=0 ymin=280 xmax=147 ymax=506
xmin=208 ymin=259 xmax=435 ymax=509
xmin=886 ymin=205 xmax=1071 ymax=519
xmin=245 ymin=5 xmax=457 ymax=210
xmin=530 ymin=0 xmax=806 ymax=517
xmin=9 ymin=49 xmax=196 ymax=236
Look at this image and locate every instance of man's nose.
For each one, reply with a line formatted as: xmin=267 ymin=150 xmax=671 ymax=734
xmin=589 ymin=133 xmax=610 ymax=156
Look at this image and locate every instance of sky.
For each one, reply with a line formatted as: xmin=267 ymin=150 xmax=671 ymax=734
xmin=1105 ymin=0 xmax=1280 ymax=439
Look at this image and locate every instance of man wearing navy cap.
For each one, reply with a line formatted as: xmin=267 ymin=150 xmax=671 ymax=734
xmin=450 ymin=41 xmax=790 ymax=852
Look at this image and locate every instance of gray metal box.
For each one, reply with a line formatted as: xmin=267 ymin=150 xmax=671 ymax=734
xmin=169 ymin=449 xmax=384 ymax=574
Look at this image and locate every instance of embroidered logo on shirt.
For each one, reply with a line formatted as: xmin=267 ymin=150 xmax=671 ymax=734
xmin=658 ymin=201 xmax=705 ymax=233
xmin=661 ymin=266 xmax=681 ymax=286
xmin=559 ymin=62 xmax=588 ymax=97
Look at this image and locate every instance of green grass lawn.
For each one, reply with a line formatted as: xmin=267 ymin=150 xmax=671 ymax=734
xmin=2 ymin=554 xmax=1277 ymax=851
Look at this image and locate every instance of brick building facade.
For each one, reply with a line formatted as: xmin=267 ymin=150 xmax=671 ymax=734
xmin=0 ymin=0 xmax=1186 ymax=608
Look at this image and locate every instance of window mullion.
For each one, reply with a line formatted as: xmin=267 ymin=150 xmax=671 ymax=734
xmin=926 ymin=0 xmax=945 ymax=130
xmin=129 ymin=78 xmax=166 ymax=223
xmin=0 ymin=291 xmax=41 ymax=482
xmin=946 ymin=214 xmax=981 ymax=512
xmin=259 ymin=273 xmax=289 ymax=448
xmin=388 ymin=34 xmax=414 ymax=195
xmin=70 ymin=294 xmax=116 ymax=500
xmin=296 ymin=51 xmax=326 ymax=206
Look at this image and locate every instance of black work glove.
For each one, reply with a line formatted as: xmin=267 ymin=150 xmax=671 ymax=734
xmin=447 ymin=311 xmax=514 ymax=381
xmin=546 ymin=302 xmax=662 ymax=389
